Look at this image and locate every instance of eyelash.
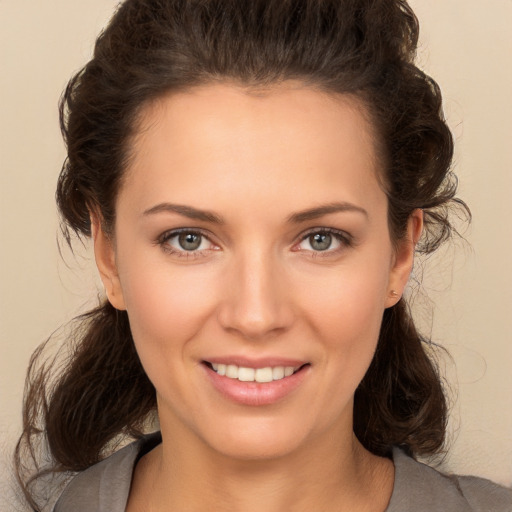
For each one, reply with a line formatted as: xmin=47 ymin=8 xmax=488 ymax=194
xmin=294 ymin=227 xmax=353 ymax=257
xmin=156 ymin=227 xmax=353 ymax=259
xmin=156 ymin=228 xmax=217 ymax=259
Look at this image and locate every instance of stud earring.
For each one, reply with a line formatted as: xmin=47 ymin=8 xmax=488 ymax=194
xmin=390 ymin=290 xmax=400 ymax=298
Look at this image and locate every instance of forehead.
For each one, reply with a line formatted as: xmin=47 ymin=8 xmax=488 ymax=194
xmin=120 ymin=83 xmax=385 ymax=220
xmin=133 ymin=82 xmax=378 ymax=161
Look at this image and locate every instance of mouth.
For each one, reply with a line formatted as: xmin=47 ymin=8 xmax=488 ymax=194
xmin=202 ymin=360 xmax=311 ymax=406
xmin=203 ymin=361 xmax=308 ymax=383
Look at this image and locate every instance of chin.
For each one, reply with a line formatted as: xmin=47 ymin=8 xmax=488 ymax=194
xmin=195 ymin=414 xmax=327 ymax=462
xmin=211 ymin=432 xmax=306 ymax=461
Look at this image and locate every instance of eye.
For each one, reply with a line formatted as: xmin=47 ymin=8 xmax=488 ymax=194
xmin=307 ymin=232 xmax=335 ymax=251
xmin=157 ymin=229 xmax=217 ymax=256
xmin=175 ymin=232 xmax=204 ymax=251
xmin=295 ymin=228 xmax=352 ymax=255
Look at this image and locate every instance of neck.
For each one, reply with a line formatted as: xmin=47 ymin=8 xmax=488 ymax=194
xmin=128 ymin=423 xmax=393 ymax=512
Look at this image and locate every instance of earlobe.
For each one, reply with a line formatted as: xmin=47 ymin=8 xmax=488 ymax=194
xmin=90 ymin=214 xmax=126 ymax=311
xmin=385 ymin=209 xmax=423 ymax=308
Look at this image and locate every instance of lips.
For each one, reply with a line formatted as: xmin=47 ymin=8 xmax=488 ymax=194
xmin=202 ymin=359 xmax=310 ymax=406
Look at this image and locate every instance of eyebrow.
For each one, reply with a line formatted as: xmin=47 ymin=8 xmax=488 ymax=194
xmin=143 ymin=201 xmax=368 ymax=224
xmin=286 ymin=202 xmax=368 ymax=223
xmin=143 ymin=203 xmax=225 ymax=224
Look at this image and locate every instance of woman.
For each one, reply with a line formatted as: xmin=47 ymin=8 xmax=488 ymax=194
xmin=14 ymin=0 xmax=511 ymax=511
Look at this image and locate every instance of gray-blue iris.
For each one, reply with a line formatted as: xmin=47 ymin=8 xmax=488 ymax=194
xmin=179 ymin=233 xmax=202 ymax=250
xmin=310 ymin=233 xmax=332 ymax=251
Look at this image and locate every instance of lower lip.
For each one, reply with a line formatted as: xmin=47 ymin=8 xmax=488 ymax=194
xmin=203 ymin=364 xmax=310 ymax=406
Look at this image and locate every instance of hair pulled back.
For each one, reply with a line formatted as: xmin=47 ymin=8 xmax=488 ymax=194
xmin=17 ymin=0 xmax=467 ymax=507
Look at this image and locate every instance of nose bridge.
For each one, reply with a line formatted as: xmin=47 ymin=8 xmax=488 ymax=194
xmin=218 ymin=243 xmax=291 ymax=339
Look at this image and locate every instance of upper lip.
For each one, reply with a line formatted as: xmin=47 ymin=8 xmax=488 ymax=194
xmin=203 ymin=356 xmax=309 ymax=368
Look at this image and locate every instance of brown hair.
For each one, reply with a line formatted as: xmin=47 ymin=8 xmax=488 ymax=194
xmin=16 ymin=0 xmax=468 ymax=508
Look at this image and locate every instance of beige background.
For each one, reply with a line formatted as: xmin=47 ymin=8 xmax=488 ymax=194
xmin=1 ymin=0 xmax=511 ymax=506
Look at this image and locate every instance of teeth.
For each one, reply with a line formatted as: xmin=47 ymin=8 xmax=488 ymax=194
xmin=226 ymin=365 xmax=239 ymax=378
xmin=255 ymin=367 xmax=273 ymax=383
xmin=238 ymin=367 xmax=255 ymax=381
xmin=210 ymin=363 xmax=300 ymax=382
xmin=272 ymin=366 xmax=285 ymax=380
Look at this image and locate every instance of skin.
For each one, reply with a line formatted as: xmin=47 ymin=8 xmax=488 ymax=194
xmin=93 ymin=83 xmax=422 ymax=512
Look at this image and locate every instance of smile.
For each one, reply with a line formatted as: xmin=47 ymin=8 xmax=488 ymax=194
xmin=203 ymin=360 xmax=311 ymax=406
xmin=209 ymin=363 xmax=301 ymax=383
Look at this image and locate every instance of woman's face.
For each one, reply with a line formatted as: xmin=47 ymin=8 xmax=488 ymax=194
xmin=95 ymin=83 xmax=418 ymax=460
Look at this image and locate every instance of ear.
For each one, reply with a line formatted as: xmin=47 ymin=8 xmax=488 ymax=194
xmin=90 ymin=213 xmax=126 ymax=311
xmin=385 ymin=209 xmax=423 ymax=308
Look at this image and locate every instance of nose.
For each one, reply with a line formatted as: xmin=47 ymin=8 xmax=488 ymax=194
xmin=217 ymin=249 xmax=294 ymax=340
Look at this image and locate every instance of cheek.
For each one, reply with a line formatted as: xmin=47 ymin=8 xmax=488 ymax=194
xmin=117 ymin=253 xmax=221 ymax=351
xmin=295 ymin=251 xmax=391 ymax=380
xmin=310 ymin=283 xmax=384 ymax=372
xmin=298 ymin=256 xmax=391 ymax=335
xmin=117 ymin=258 xmax=224 ymax=409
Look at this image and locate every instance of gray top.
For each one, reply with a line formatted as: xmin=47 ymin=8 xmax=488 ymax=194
xmin=54 ymin=433 xmax=512 ymax=511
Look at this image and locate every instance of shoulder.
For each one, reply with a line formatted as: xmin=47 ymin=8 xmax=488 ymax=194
xmin=387 ymin=447 xmax=512 ymax=512
xmin=53 ymin=432 xmax=162 ymax=512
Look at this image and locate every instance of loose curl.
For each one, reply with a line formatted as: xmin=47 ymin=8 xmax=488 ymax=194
xmin=16 ymin=0 xmax=469 ymax=508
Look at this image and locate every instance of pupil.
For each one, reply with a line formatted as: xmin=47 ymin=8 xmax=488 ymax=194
xmin=178 ymin=233 xmax=201 ymax=251
xmin=310 ymin=233 xmax=331 ymax=251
